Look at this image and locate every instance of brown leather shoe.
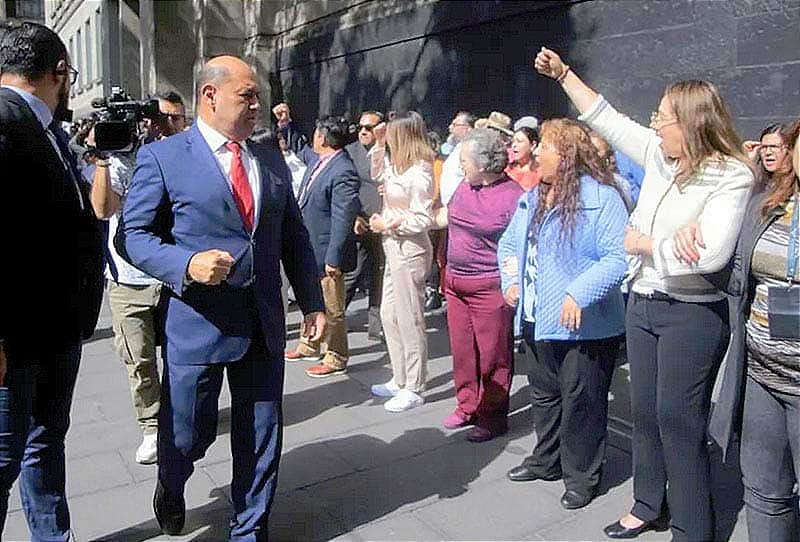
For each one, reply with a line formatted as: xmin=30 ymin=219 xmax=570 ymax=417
xmin=284 ymin=349 xmax=321 ymax=362
xmin=305 ymin=362 xmax=346 ymax=378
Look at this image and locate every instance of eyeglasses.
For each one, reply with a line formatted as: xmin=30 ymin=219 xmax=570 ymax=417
xmin=450 ymin=122 xmax=470 ymax=128
xmin=759 ymin=144 xmax=788 ymax=153
xmin=162 ymin=113 xmax=186 ymax=121
xmin=649 ymin=111 xmax=678 ymax=129
xmin=56 ymin=63 xmax=79 ymax=85
xmin=358 ymin=123 xmax=375 ymax=132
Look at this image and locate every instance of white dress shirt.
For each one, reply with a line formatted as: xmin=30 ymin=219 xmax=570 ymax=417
xmin=196 ymin=117 xmax=262 ymax=227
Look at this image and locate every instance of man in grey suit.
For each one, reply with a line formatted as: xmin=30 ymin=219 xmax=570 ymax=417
xmin=344 ymin=110 xmax=385 ymax=340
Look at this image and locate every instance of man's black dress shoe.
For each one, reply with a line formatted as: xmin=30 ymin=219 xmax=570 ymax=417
xmin=506 ymin=464 xmax=562 ymax=482
xmin=153 ymin=480 xmax=186 ymax=536
xmin=560 ymin=489 xmax=593 ymax=510
xmin=603 ymin=517 xmax=669 ymax=539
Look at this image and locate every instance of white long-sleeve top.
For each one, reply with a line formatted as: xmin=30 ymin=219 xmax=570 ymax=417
xmin=368 ymin=145 xmax=434 ymax=237
xmin=439 ymin=142 xmax=464 ymax=206
xmin=580 ymin=95 xmax=755 ymax=302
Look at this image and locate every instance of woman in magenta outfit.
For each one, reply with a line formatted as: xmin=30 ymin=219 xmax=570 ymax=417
xmin=442 ymin=128 xmax=523 ymax=442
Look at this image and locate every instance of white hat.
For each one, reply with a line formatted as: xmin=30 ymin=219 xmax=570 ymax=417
xmin=514 ymin=116 xmax=539 ymax=132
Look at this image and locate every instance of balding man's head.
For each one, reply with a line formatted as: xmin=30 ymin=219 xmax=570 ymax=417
xmin=197 ymin=55 xmax=261 ymax=142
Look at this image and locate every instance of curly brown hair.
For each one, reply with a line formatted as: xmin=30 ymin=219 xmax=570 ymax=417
xmin=530 ymin=118 xmax=618 ymax=242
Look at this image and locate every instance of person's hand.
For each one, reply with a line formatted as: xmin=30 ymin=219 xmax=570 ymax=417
xmin=560 ymin=295 xmax=582 ymax=331
xmin=377 ymin=183 xmax=386 ymax=197
xmin=534 ymin=47 xmax=567 ymax=80
xmin=369 ymin=213 xmax=400 ymax=233
xmin=373 ymin=122 xmax=387 ymax=146
xmin=743 ymin=140 xmax=761 ymax=162
xmin=324 ymin=264 xmax=341 ymax=279
xmin=272 ymin=103 xmax=291 ymax=127
xmin=672 ymin=222 xmax=704 ymax=264
xmin=0 ymin=342 xmax=7 ymax=387
xmin=354 ymin=215 xmax=369 ymax=235
xmin=303 ymin=311 xmax=327 ymax=342
xmin=187 ymin=249 xmax=235 ymax=285
xmin=503 ymin=285 xmax=520 ymax=307
xmin=624 ymin=228 xmax=653 ymax=256
xmin=501 ymin=256 xmax=519 ymax=278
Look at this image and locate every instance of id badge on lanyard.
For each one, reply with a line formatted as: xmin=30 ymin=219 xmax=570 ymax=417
xmin=768 ymin=196 xmax=800 ymax=340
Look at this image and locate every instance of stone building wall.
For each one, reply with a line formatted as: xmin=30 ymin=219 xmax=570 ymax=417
xmin=254 ymin=0 xmax=799 ymax=139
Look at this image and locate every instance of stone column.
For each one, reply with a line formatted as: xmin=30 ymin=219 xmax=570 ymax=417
xmin=139 ymin=0 xmax=156 ymax=98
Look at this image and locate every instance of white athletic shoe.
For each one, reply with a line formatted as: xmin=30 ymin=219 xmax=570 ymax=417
xmin=135 ymin=432 xmax=158 ymax=465
xmin=370 ymin=378 xmax=400 ymax=397
xmin=384 ymin=389 xmax=424 ymax=412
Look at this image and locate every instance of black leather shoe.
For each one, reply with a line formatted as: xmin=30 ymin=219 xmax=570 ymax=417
xmin=153 ymin=480 xmax=185 ymax=536
xmin=560 ymin=489 xmax=593 ymax=510
xmin=506 ymin=464 xmax=562 ymax=482
xmin=603 ymin=517 xmax=669 ymax=539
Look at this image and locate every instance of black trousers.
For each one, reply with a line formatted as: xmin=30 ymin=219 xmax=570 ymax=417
xmin=520 ymin=322 xmax=620 ymax=495
xmin=626 ymin=294 xmax=729 ymax=542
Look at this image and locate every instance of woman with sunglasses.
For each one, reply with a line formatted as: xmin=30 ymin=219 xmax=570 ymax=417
xmin=534 ymin=48 xmax=754 ymax=541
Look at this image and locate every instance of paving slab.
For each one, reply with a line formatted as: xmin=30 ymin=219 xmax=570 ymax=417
xmin=1 ymin=296 xmax=748 ymax=541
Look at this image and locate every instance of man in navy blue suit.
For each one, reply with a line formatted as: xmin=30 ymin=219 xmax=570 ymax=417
xmin=276 ymin=104 xmax=361 ymax=378
xmin=0 ymin=22 xmax=104 ymax=540
xmin=118 ymin=56 xmax=325 ymax=541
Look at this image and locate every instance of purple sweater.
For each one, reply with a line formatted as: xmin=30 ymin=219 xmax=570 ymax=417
xmin=446 ymin=175 xmax=523 ymax=279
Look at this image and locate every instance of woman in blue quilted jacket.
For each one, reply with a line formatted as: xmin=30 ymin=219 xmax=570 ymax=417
xmin=497 ymin=118 xmax=628 ymax=510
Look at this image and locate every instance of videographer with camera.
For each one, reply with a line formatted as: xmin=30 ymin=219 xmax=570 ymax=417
xmin=88 ymin=90 xmax=186 ymax=465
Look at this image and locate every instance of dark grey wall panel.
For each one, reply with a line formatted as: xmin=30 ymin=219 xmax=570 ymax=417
xmin=271 ymin=0 xmax=799 ymax=140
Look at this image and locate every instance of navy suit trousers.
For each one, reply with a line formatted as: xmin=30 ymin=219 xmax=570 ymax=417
xmin=0 ymin=340 xmax=81 ymax=542
xmin=158 ymin=329 xmax=283 ymax=542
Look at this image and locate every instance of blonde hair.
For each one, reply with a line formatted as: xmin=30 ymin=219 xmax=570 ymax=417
xmin=666 ymin=80 xmax=751 ymax=185
xmin=386 ymin=111 xmax=435 ymax=175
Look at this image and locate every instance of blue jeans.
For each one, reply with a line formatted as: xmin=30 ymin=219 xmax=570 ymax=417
xmin=741 ymin=375 xmax=800 ymax=542
xmin=0 ymin=341 xmax=81 ymax=542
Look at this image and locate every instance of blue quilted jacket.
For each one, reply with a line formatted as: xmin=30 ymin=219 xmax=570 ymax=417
xmin=497 ymin=176 xmax=627 ymax=341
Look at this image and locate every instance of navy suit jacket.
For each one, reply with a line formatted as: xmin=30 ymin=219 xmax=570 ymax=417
xmin=0 ymin=88 xmax=104 ymax=346
xmin=296 ymin=146 xmax=361 ymax=276
xmin=118 ymin=124 xmax=323 ymax=365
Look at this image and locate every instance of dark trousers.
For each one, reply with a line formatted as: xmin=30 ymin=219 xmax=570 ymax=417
xmin=444 ymin=273 xmax=513 ymax=429
xmin=626 ymin=294 xmax=729 ymax=542
xmin=0 ymin=340 xmax=81 ymax=542
xmin=741 ymin=375 xmax=800 ymax=542
xmin=344 ymin=232 xmax=384 ymax=335
xmin=520 ymin=322 xmax=619 ymax=495
xmin=158 ymin=332 xmax=283 ymax=542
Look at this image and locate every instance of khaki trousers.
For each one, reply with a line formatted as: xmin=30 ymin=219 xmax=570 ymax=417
xmin=107 ymin=281 xmax=162 ymax=434
xmin=381 ymin=234 xmax=432 ymax=393
xmin=299 ymin=273 xmax=348 ymax=369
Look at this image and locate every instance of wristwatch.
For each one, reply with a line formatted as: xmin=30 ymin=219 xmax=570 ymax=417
xmin=96 ymin=159 xmax=110 ymax=168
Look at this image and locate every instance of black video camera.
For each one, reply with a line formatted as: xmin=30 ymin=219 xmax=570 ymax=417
xmin=91 ymin=86 xmax=160 ymax=152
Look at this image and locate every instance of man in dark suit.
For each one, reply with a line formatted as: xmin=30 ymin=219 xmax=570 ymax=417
xmin=0 ymin=22 xmax=104 ymax=540
xmin=344 ymin=110 xmax=385 ymax=340
xmin=118 ymin=56 xmax=325 ymax=540
xmin=276 ymin=104 xmax=362 ymax=378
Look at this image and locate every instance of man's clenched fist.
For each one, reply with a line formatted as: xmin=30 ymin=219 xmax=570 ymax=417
xmin=188 ymin=249 xmax=235 ymax=285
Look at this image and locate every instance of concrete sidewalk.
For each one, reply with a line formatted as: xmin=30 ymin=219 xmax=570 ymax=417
xmin=3 ymin=295 xmax=748 ymax=541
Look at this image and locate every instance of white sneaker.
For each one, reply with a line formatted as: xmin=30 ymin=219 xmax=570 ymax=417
xmin=371 ymin=378 xmax=400 ymax=397
xmin=135 ymin=432 xmax=158 ymax=465
xmin=384 ymin=389 xmax=424 ymax=412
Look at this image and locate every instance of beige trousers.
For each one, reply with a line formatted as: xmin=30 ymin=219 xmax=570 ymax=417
xmin=298 ymin=273 xmax=349 ymax=369
xmin=107 ymin=281 xmax=162 ymax=434
xmin=380 ymin=234 xmax=432 ymax=393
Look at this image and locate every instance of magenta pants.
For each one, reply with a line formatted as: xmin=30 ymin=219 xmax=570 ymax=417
xmin=444 ymin=273 xmax=514 ymax=429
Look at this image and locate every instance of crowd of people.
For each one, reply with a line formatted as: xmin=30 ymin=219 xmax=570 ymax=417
xmin=1 ymin=19 xmax=799 ymax=542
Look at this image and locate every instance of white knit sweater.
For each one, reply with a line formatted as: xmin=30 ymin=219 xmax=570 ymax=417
xmin=580 ymin=96 xmax=755 ymax=302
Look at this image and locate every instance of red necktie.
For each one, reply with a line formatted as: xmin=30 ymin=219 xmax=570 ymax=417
xmin=225 ymin=141 xmax=255 ymax=232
